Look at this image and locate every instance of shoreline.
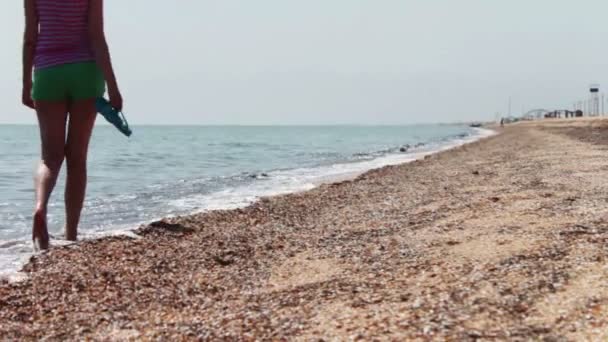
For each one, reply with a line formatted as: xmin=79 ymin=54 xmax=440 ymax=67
xmin=3 ymin=120 xmax=607 ymax=339
xmin=0 ymin=127 xmax=493 ymax=280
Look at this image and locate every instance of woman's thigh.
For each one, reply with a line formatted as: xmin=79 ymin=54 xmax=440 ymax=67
xmin=65 ymin=99 xmax=97 ymax=161
xmin=35 ymin=101 xmax=68 ymax=164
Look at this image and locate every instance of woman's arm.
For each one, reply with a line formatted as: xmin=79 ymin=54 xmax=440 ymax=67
xmin=22 ymin=0 xmax=37 ymax=109
xmin=89 ymin=0 xmax=122 ymax=110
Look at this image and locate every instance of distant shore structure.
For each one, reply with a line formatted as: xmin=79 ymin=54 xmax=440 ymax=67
xmin=590 ymin=84 xmax=600 ymax=116
xmin=501 ymin=84 xmax=607 ymax=123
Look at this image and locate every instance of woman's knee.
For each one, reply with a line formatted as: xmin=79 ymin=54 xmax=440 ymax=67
xmin=41 ymin=150 xmax=65 ymax=172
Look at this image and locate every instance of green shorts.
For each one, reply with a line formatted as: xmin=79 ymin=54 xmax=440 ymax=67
xmin=32 ymin=62 xmax=105 ymax=102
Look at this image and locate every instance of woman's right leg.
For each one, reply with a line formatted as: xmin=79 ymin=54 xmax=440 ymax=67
xmin=64 ymin=99 xmax=97 ymax=241
xmin=33 ymin=101 xmax=68 ymax=249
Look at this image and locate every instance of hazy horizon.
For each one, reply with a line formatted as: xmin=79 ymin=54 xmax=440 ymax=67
xmin=2 ymin=0 xmax=608 ymax=125
xmin=0 ymin=121 xmax=475 ymax=127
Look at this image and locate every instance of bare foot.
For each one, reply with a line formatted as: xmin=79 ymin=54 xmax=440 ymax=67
xmin=32 ymin=210 xmax=49 ymax=251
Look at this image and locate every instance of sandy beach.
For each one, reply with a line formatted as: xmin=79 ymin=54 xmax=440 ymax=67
xmin=2 ymin=119 xmax=608 ymax=340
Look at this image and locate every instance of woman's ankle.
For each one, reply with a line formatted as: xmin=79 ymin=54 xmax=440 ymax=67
xmin=32 ymin=210 xmax=49 ymax=250
xmin=65 ymin=227 xmax=78 ymax=241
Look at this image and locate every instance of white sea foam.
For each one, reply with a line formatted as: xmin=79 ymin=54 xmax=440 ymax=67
xmin=0 ymin=127 xmax=496 ymax=281
xmin=171 ymin=127 xmax=496 ymax=213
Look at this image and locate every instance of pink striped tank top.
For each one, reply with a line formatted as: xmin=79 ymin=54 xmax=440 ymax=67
xmin=34 ymin=0 xmax=95 ymax=70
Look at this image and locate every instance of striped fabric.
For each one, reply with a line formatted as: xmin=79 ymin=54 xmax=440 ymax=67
xmin=34 ymin=0 xmax=94 ymax=70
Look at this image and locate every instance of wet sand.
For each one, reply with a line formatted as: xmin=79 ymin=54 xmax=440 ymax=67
xmin=2 ymin=119 xmax=608 ymax=340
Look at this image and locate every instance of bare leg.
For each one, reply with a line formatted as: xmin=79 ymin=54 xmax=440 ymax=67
xmin=33 ymin=101 xmax=68 ymax=250
xmin=64 ymin=99 xmax=97 ymax=241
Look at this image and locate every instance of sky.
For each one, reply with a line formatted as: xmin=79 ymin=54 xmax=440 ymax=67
xmin=2 ymin=0 xmax=608 ymax=125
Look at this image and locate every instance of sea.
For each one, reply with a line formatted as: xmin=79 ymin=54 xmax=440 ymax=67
xmin=0 ymin=124 xmax=494 ymax=278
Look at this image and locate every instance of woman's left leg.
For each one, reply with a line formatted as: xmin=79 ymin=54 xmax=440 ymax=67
xmin=33 ymin=101 xmax=69 ymax=250
xmin=64 ymin=99 xmax=97 ymax=241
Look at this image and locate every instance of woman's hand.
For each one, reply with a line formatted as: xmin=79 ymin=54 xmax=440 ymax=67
xmin=109 ymin=87 xmax=123 ymax=111
xmin=22 ymin=82 xmax=35 ymax=109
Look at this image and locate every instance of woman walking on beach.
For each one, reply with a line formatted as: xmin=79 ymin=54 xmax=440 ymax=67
xmin=22 ymin=0 xmax=123 ymax=249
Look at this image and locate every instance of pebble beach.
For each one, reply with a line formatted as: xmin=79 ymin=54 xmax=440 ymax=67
xmin=2 ymin=119 xmax=608 ymax=340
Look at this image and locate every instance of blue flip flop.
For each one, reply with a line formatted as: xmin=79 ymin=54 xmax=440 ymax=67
xmin=95 ymin=97 xmax=132 ymax=137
